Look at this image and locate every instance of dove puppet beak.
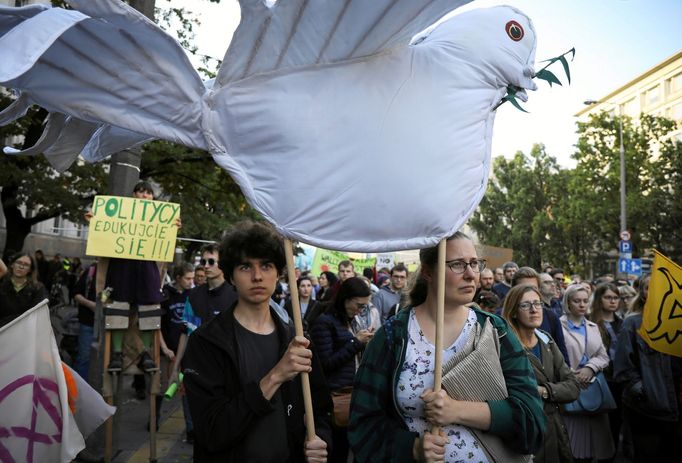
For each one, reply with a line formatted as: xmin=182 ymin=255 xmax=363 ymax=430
xmin=522 ymin=66 xmax=539 ymax=92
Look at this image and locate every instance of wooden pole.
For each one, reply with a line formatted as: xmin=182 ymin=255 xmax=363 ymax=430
xmin=103 ymin=329 xmax=113 ymax=463
xmin=284 ymin=239 xmax=316 ymax=440
xmin=431 ymin=239 xmax=446 ymax=433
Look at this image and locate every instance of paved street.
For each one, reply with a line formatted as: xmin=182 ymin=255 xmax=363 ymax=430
xmin=110 ymin=387 xmax=193 ymax=463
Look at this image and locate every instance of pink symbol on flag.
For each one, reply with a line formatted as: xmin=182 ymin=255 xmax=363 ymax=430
xmin=0 ymin=375 xmax=63 ymax=463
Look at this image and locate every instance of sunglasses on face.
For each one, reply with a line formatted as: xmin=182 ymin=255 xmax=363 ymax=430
xmin=200 ymin=258 xmax=217 ymax=267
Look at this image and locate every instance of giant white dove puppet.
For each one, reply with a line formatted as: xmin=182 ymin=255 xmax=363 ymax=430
xmin=0 ymin=0 xmax=567 ymax=252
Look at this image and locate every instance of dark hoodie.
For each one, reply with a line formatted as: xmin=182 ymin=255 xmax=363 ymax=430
xmin=182 ymin=304 xmax=333 ymax=462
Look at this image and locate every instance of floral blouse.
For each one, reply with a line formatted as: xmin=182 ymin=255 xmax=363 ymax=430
xmin=396 ymin=308 xmax=489 ymax=463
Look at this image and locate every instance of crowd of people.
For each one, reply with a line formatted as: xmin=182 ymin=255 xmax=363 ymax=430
xmin=1 ymin=219 xmax=680 ymax=463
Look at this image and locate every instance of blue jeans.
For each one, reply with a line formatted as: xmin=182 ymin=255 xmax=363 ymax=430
xmin=76 ymin=324 xmax=94 ymax=381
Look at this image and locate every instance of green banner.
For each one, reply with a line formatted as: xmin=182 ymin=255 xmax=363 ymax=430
xmin=311 ymin=249 xmax=348 ymax=275
xmin=351 ymin=257 xmax=377 ymax=275
xmin=311 ymin=250 xmax=377 ymax=277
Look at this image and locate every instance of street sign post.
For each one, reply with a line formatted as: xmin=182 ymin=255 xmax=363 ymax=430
xmin=618 ymin=258 xmax=642 ymax=276
xmin=619 ymin=240 xmax=632 ymax=254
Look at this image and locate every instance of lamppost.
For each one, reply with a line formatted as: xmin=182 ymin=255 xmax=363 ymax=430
xmin=583 ymin=99 xmax=627 ymax=233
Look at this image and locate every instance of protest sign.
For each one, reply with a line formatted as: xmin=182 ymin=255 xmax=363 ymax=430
xmin=86 ymin=195 xmax=180 ymax=262
xmin=311 ymin=249 xmax=348 ymax=275
xmin=352 ymin=257 xmax=377 ymax=275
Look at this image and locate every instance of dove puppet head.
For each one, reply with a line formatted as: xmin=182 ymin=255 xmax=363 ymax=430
xmin=0 ymin=0 xmax=557 ymax=253
xmin=423 ymin=6 xmax=538 ymax=99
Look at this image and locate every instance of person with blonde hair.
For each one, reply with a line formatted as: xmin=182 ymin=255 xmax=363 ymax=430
xmin=560 ymin=284 xmax=613 ymax=463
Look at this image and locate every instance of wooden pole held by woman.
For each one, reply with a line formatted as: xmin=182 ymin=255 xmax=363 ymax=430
xmin=431 ymin=239 xmax=447 ymax=433
xmin=284 ymin=239 xmax=316 ymax=440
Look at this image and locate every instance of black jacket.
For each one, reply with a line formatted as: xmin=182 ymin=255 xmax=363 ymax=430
xmin=309 ymin=313 xmax=364 ymax=391
xmin=182 ymin=304 xmax=333 ymax=462
xmin=0 ymin=277 xmax=47 ymax=328
xmin=614 ymin=313 xmax=681 ymax=422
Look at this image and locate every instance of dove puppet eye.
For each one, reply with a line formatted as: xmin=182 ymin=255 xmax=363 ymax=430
xmin=505 ymin=20 xmax=524 ymax=41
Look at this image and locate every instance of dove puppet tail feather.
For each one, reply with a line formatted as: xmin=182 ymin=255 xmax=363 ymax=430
xmin=0 ymin=0 xmax=208 ymax=169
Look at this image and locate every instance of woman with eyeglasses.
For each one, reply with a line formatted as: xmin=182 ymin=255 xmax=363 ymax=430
xmin=560 ymin=284 xmax=614 ymax=463
xmin=617 ymin=285 xmax=636 ymax=317
xmin=348 ymin=232 xmax=544 ymax=463
xmin=0 ymin=252 xmax=48 ymax=327
xmin=503 ymin=284 xmax=579 ymax=463
xmin=310 ymin=276 xmax=374 ymax=463
xmin=589 ymin=282 xmax=625 ymax=453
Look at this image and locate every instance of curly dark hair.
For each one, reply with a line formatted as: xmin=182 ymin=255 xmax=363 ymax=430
xmin=218 ymin=221 xmax=285 ymax=279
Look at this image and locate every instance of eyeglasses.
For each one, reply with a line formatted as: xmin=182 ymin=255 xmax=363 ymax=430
xmin=518 ymin=301 xmax=543 ymax=311
xmin=602 ymin=296 xmax=619 ymax=302
xmin=620 ymin=295 xmax=635 ymax=301
xmin=445 ymin=259 xmax=486 ymax=274
xmin=200 ymin=258 xmax=217 ymax=266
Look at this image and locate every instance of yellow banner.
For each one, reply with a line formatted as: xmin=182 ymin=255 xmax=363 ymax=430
xmin=86 ymin=195 xmax=180 ymax=262
xmin=640 ymin=249 xmax=682 ymax=357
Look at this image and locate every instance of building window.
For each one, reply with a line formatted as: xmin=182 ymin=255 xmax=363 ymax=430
xmin=670 ymin=102 xmax=682 ymax=122
xmin=52 ymin=216 xmax=62 ymax=235
xmin=644 ymin=85 xmax=661 ymax=107
xmin=623 ymin=98 xmax=638 ymax=118
xmin=671 ymin=72 xmax=682 ymax=94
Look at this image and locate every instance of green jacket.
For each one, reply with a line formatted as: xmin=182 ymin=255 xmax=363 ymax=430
xmin=348 ymin=307 xmax=546 ymax=463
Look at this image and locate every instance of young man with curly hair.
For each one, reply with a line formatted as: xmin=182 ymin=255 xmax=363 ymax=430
xmin=183 ymin=221 xmax=332 ymax=462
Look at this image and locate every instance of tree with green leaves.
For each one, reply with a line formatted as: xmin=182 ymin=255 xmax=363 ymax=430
xmin=573 ymin=112 xmax=682 ymax=266
xmin=471 ymin=112 xmax=682 ymax=276
xmin=0 ymin=98 xmax=109 ymax=259
xmin=469 ymin=144 xmax=567 ymax=269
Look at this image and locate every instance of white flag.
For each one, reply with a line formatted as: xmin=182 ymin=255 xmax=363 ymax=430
xmin=0 ymin=300 xmax=84 ymax=463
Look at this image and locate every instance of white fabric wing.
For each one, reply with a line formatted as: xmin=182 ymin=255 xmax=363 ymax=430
xmin=0 ymin=0 xmax=207 ymax=168
xmin=216 ymin=0 xmax=472 ymax=87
